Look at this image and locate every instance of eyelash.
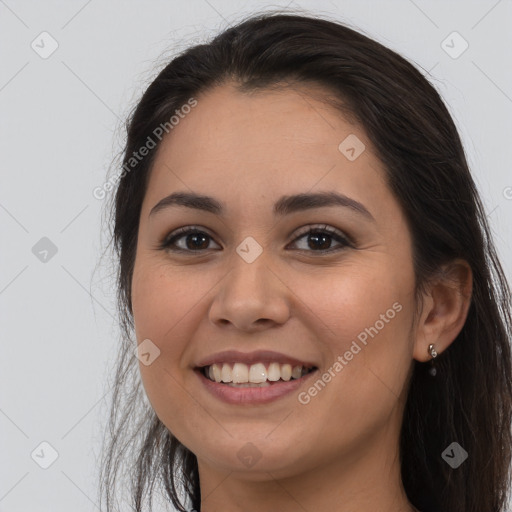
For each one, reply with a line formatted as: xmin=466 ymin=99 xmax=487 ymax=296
xmin=159 ymin=224 xmax=353 ymax=255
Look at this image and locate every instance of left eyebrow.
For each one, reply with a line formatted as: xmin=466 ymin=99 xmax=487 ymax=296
xmin=149 ymin=190 xmax=375 ymax=222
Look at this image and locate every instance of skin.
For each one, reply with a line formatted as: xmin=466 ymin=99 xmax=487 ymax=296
xmin=131 ymin=82 xmax=472 ymax=512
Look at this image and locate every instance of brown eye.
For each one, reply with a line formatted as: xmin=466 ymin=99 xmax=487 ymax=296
xmin=160 ymin=227 xmax=220 ymax=252
xmin=289 ymin=225 xmax=352 ymax=253
xmin=159 ymin=224 xmax=352 ymax=255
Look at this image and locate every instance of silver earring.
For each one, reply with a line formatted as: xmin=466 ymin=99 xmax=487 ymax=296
xmin=428 ymin=344 xmax=438 ymax=377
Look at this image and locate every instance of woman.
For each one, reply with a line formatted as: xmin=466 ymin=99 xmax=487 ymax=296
xmin=99 ymin=11 xmax=512 ymax=512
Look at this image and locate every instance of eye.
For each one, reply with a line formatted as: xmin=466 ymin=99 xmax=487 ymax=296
xmin=288 ymin=224 xmax=352 ymax=253
xmin=159 ymin=226 xmax=220 ymax=253
xmin=159 ymin=224 xmax=352 ymax=254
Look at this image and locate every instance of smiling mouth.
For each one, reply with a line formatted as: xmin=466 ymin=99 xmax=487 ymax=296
xmin=197 ymin=362 xmax=317 ymax=387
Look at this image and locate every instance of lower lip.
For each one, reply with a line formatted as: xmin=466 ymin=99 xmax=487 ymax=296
xmin=195 ymin=368 xmax=318 ymax=405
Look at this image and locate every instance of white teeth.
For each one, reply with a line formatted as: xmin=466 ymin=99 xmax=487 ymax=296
xmin=204 ymin=362 xmax=312 ymax=384
xmin=281 ymin=363 xmax=292 ymax=381
xmin=267 ymin=362 xmax=281 ymax=381
xmin=248 ymin=362 xmax=267 ymax=383
xmin=227 ymin=381 xmax=270 ymax=388
xmin=221 ymin=364 xmax=233 ymax=383
xmin=212 ymin=364 xmax=222 ymax=383
xmin=232 ymin=362 xmax=248 ymax=383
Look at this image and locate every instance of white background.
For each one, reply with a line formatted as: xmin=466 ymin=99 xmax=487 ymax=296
xmin=1 ymin=0 xmax=511 ymax=511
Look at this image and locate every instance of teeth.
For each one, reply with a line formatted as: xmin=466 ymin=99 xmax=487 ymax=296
xmin=232 ymin=362 xmax=248 ymax=383
xmin=280 ymin=363 xmax=292 ymax=381
xmin=267 ymin=362 xmax=281 ymax=381
xmin=291 ymin=365 xmax=302 ymax=379
xmin=221 ymin=364 xmax=233 ymax=383
xmin=212 ymin=363 xmax=221 ymax=383
xmin=204 ymin=362 xmax=313 ymax=384
xmin=249 ymin=362 xmax=267 ymax=383
xmin=227 ymin=381 xmax=270 ymax=388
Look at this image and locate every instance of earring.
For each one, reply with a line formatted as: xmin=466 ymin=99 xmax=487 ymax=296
xmin=428 ymin=344 xmax=438 ymax=377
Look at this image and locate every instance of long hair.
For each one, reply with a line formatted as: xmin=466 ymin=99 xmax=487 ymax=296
xmin=99 ymin=11 xmax=512 ymax=512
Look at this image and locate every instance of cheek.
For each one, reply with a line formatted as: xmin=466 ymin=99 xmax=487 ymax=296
xmin=131 ymin=256 xmax=201 ymax=346
xmin=292 ymin=260 xmax=414 ymax=415
xmin=131 ymin=260 xmax=189 ymax=393
xmin=131 ymin=256 xmax=222 ymax=427
xmin=293 ymin=262 xmax=409 ymax=352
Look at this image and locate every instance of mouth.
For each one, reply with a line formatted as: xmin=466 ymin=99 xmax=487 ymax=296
xmin=193 ymin=350 xmax=319 ymax=404
xmin=195 ymin=362 xmax=319 ymax=404
xmin=195 ymin=362 xmax=318 ymax=387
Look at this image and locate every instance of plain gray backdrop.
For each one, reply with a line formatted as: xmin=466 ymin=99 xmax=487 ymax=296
xmin=1 ymin=0 xmax=511 ymax=511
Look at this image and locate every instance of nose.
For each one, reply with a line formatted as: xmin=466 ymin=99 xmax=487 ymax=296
xmin=208 ymin=252 xmax=291 ymax=332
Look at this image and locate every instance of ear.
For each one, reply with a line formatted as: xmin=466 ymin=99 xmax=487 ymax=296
xmin=413 ymin=259 xmax=473 ymax=362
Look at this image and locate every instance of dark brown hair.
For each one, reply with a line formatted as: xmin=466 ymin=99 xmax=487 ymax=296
xmin=99 ymin=11 xmax=512 ymax=512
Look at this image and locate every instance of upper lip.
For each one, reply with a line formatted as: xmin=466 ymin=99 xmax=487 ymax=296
xmin=195 ymin=350 xmax=318 ymax=369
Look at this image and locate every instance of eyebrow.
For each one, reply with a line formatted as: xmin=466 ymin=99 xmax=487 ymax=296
xmin=149 ymin=191 xmax=375 ymax=221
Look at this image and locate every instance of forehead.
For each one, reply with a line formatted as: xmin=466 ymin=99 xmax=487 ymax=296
xmin=155 ymin=82 xmax=362 ymax=165
xmin=143 ymin=82 xmax=390 ymax=218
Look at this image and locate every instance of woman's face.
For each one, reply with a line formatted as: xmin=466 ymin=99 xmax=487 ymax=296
xmin=131 ymin=83 xmax=418 ymax=479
